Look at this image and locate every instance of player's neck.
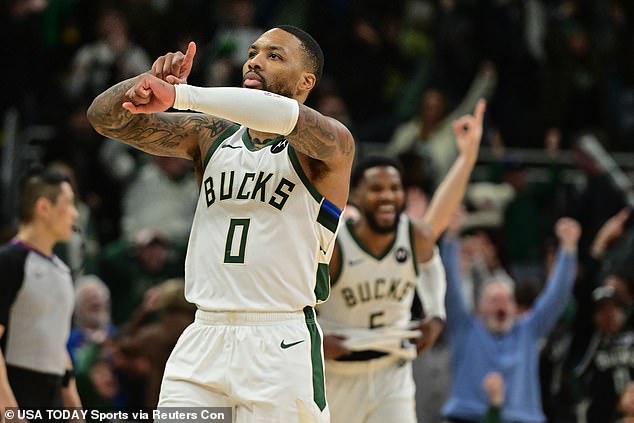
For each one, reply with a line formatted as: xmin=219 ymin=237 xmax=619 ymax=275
xmin=248 ymin=129 xmax=281 ymax=148
xmin=353 ymin=220 xmax=396 ymax=255
xmin=15 ymin=224 xmax=56 ymax=257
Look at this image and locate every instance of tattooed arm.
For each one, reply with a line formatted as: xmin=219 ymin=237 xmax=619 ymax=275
xmin=113 ymin=75 xmax=354 ymax=167
xmin=287 ymin=104 xmax=354 ymax=168
xmin=86 ymin=75 xmax=231 ymax=160
xmin=111 ymin=74 xmax=355 ymax=207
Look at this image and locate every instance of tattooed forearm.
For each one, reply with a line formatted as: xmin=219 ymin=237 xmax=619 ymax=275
xmin=87 ymin=76 xmax=140 ymax=133
xmin=87 ymin=76 xmax=231 ymax=157
xmin=287 ymin=104 xmax=354 ymax=162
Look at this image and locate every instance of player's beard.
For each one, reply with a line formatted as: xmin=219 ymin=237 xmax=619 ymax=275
xmin=364 ymin=207 xmax=404 ymax=235
xmin=243 ymin=71 xmax=294 ymax=98
xmin=263 ymin=80 xmax=294 ymax=98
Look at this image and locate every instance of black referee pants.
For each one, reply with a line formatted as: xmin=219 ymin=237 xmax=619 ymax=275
xmin=7 ymin=365 xmax=64 ymax=421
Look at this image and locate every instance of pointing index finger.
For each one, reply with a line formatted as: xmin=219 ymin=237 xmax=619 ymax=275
xmin=183 ymin=41 xmax=197 ymax=64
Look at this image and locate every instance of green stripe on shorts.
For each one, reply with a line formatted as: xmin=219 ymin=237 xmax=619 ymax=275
xmin=303 ymin=306 xmax=326 ymax=411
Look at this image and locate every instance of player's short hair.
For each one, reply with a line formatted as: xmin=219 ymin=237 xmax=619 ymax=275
xmin=350 ymin=156 xmax=404 ymax=189
xmin=275 ymin=25 xmax=324 ymax=86
xmin=18 ymin=169 xmax=71 ymax=223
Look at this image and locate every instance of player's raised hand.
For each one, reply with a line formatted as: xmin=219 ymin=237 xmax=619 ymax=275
xmin=122 ymin=74 xmax=176 ymax=114
xmin=151 ymin=41 xmax=197 ymax=85
xmin=452 ymin=99 xmax=486 ymax=164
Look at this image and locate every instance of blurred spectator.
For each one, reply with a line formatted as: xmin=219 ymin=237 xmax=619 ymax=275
xmin=0 ymin=0 xmax=51 ymax=122
xmin=68 ymin=275 xmax=120 ymax=409
xmin=441 ymin=218 xmax=579 ymax=423
xmin=458 ymin=228 xmax=513 ymax=312
xmin=121 ymin=156 xmax=198 ymax=245
xmin=312 ymin=80 xmax=354 ymax=133
xmin=497 ymin=129 xmax=564 ymax=281
xmin=476 ymin=0 xmax=545 ymax=147
xmin=568 ymin=134 xmax=627 ymax=263
xmin=387 ymin=64 xmax=496 ymax=183
xmin=95 ymin=228 xmax=185 ymax=325
xmin=117 ymin=279 xmax=196 ymax=408
xmin=575 ymin=286 xmax=634 ymax=423
xmin=564 ymin=209 xmax=633 ymax=410
xmin=620 ymin=382 xmax=634 ymax=423
xmin=202 ymin=0 xmax=263 ymax=87
xmin=543 ymin=0 xmax=607 ymax=142
xmin=66 ymin=8 xmax=151 ymax=102
xmin=68 ymin=275 xmax=116 ymax=364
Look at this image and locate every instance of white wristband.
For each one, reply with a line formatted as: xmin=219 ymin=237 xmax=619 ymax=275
xmin=417 ymin=247 xmax=447 ymax=321
xmin=174 ymin=85 xmax=300 ymax=135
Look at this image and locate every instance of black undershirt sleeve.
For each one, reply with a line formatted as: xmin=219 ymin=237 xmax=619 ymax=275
xmin=0 ymin=245 xmax=27 ymax=328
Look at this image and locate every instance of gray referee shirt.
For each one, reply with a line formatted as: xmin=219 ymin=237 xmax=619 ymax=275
xmin=0 ymin=241 xmax=74 ymax=376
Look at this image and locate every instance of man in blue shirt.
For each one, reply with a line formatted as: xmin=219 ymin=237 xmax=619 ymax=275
xmin=441 ymin=218 xmax=580 ymax=423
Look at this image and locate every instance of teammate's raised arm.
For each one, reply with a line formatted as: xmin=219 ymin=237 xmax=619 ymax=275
xmin=421 ymin=99 xmax=486 ymax=239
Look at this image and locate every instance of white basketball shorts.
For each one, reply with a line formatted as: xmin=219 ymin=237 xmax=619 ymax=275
xmin=325 ymin=355 xmax=416 ymax=423
xmin=157 ymin=307 xmax=330 ymax=423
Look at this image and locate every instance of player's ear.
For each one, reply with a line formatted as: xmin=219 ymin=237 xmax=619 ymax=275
xmin=298 ymin=72 xmax=316 ymax=92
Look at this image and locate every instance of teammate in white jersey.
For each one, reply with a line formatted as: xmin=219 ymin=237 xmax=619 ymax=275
xmin=318 ymin=100 xmax=485 ymax=423
xmin=87 ymin=26 xmax=354 ymax=423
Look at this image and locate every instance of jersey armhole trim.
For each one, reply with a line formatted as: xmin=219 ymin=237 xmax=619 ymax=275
xmin=287 ymin=146 xmax=323 ymax=204
xmin=203 ymin=124 xmax=241 ymax=169
xmin=330 ymin=238 xmax=343 ymax=287
xmin=408 ymin=220 xmax=419 ymax=276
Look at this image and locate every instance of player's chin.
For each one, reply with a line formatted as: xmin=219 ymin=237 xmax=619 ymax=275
xmin=374 ymin=222 xmax=397 ymax=234
xmin=375 ymin=216 xmax=397 ymax=230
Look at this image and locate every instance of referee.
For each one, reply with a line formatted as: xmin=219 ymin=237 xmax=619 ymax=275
xmin=0 ymin=171 xmax=83 ymax=419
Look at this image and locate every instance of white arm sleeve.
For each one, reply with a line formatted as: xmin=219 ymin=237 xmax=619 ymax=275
xmin=416 ymin=247 xmax=447 ymax=321
xmin=174 ymin=85 xmax=300 ymax=136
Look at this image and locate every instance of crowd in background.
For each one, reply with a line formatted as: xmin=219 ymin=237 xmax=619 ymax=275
xmin=1 ymin=0 xmax=634 ymax=421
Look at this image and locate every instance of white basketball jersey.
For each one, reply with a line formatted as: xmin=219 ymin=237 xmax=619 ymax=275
xmin=317 ymin=215 xmax=418 ymax=332
xmin=185 ymin=125 xmax=342 ymax=312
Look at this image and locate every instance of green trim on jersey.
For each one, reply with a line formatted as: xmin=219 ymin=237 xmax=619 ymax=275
xmin=315 ymin=263 xmax=330 ymax=302
xmin=330 ymin=238 xmax=343 ymax=287
xmin=203 ymin=124 xmax=241 ymax=169
xmin=288 ymin=146 xmax=323 ymax=204
xmin=303 ymin=306 xmax=326 ymax=411
xmin=346 ymin=219 xmax=398 ymax=261
xmin=408 ymin=220 xmax=419 ymax=276
xmin=241 ymin=130 xmax=285 ymax=151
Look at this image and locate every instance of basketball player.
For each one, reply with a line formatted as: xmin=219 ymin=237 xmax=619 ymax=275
xmin=87 ymin=26 xmax=354 ymax=422
xmin=317 ymin=100 xmax=485 ymax=423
